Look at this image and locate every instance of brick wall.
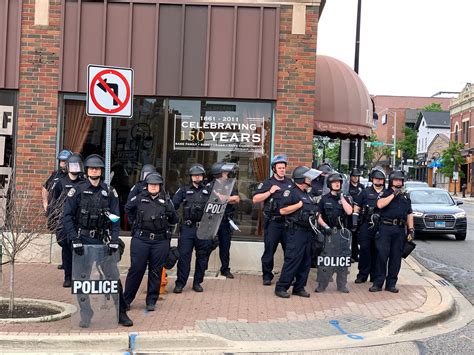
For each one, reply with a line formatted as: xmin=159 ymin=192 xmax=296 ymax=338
xmin=274 ymin=5 xmax=318 ymax=170
xmin=16 ymin=0 xmax=61 ymax=202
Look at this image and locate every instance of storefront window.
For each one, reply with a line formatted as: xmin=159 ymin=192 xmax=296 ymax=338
xmin=62 ymin=97 xmax=272 ymax=239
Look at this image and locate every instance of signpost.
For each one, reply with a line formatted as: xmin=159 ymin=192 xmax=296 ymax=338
xmin=86 ymin=65 xmax=134 ymax=184
xmin=370 ymin=141 xmax=384 ymax=147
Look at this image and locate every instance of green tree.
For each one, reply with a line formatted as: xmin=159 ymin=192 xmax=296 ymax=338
xmin=325 ymin=139 xmax=340 ymax=169
xmin=439 ymin=141 xmax=465 ymax=179
xmin=421 ymin=103 xmax=443 ymax=112
xmin=397 ymin=127 xmax=417 ymax=161
xmin=363 ymin=133 xmax=376 ymax=171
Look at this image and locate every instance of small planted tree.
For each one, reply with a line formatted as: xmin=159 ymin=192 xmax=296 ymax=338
xmin=0 ymin=181 xmax=48 ymax=318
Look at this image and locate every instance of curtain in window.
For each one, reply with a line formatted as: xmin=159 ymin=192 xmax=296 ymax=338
xmin=64 ymin=100 xmax=93 ymax=153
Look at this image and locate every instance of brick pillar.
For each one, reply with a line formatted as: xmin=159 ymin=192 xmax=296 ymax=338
xmin=16 ymin=0 xmax=61 ymax=202
xmin=274 ymin=5 xmax=318 ymax=170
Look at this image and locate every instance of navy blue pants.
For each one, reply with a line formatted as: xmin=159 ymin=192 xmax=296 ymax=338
xmin=275 ymin=228 xmax=311 ymax=292
xmin=373 ymin=224 xmax=405 ymax=288
xmin=57 ymin=231 xmax=72 ymax=281
xmin=357 ymin=222 xmax=377 ymax=281
xmin=123 ymin=234 xmax=170 ymax=306
xmin=261 ymin=220 xmax=286 ymax=281
xmin=217 ymin=219 xmax=232 ymax=274
xmin=176 ymin=225 xmax=212 ymax=288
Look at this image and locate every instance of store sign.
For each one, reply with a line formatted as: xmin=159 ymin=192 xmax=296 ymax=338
xmin=173 ymin=114 xmax=264 ymax=153
xmin=0 ymin=105 xmax=14 ymax=228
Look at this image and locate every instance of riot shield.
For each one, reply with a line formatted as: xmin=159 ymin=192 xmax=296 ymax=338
xmin=197 ymin=177 xmax=236 ymax=240
xmin=71 ymin=245 xmax=120 ymax=329
xmin=341 ymin=175 xmax=350 ymax=196
xmin=316 ymin=228 xmax=352 ymax=268
xmin=322 ymin=175 xmax=330 ymax=195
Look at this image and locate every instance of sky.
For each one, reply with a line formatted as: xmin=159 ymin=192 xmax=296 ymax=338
xmin=317 ymin=0 xmax=474 ymax=97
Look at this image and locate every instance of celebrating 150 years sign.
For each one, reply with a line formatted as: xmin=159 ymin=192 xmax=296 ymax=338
xmin=173 ymin=112 xmax=265 ymax=153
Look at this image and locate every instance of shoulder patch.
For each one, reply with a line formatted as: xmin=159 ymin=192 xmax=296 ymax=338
xmin=67 ymin=188 xmax=76 ymax=197
xmin=283 ymin=190 xmax=290 ymax=197
xmin=101 ymin=190 xmax=108 ymax=197
xmin=257 ymin=182 xmax=263 ymax=189
xmin=112 ymin=188 xmax=118 ymax=198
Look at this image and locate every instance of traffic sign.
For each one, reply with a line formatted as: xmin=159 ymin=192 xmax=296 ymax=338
xmin=86 ymin=65 xmax=134 ymax=118
xmin=370 ymin=141 xmax=384 ymax=147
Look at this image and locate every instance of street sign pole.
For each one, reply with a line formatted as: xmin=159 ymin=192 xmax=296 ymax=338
xmin=105 ymin=116 xmax=112 ymax=185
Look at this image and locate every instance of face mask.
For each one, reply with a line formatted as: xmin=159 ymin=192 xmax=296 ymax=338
xmin=89 ymin=175 xmax=100 ymax=181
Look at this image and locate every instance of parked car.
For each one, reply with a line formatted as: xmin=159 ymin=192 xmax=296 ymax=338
xmin=405 ymin=181 xmax=429 ymax=190
xmin=408 ymin=188 xmax=467 ymax=241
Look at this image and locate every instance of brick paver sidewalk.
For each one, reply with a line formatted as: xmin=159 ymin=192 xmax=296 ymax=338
xmin=1 ymin=263 xmax=426 ymax=340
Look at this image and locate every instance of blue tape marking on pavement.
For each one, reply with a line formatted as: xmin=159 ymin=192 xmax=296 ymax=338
xmin=329 ymin=319 xmax=364 ymax=340
xmin=129 ymin=333 xmax=138 ymax=351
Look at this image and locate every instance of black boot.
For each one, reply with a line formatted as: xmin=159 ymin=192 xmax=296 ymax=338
xmin=119 ymin=312 xmax=133 ymax=327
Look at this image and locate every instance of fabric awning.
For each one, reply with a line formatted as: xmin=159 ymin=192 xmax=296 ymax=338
xmin=314 ymin=55 xmax=373 ymax=139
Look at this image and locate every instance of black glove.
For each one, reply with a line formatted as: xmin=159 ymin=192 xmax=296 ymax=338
xmin=351 ymin=213 xmax=359 ymax=232
xmin=392 ymin=188 xmax=401 ymax=197
xmin=323 ymin=225 xmax=332 ymax=236
xmin=72 ymin=238 xmax=84 ymax=256
xmin=336 ymin=191 xmax=342 ymax=198
xmin=107 ymin=243 xmax=119 ymax=255
xmin=407 ymin=228 xmax=415 ymax=241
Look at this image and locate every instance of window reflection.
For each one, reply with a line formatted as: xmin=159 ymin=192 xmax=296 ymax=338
xmin=62 ymin=97 xmax=272 ymax=239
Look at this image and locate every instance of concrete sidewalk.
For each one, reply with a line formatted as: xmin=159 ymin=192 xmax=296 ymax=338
xmin=0 ymin=257 xmax=465 ymax=353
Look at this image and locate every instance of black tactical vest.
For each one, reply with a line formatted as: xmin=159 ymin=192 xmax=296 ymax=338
xmin=183 ymin=186 xmax=210 ymax=222
xmin=77 ymin=188 xmax=111 ymax=231
xmin=136 ymin=196 xmax=169 ymax=232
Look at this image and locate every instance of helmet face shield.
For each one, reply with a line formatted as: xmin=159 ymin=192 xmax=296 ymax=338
xmin=68 ymin=161 xmax=84 ymax=174
xmin=303 ymin=168 xmax=322 ymax=182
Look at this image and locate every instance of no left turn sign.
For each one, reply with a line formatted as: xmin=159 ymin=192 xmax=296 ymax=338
xmin=87 ymin=65 xmax=134 ymax=118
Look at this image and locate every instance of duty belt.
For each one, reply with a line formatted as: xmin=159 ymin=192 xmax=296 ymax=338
xmin=80 ymin=229 xmax=101 ymax=238
xmin=269 ymin=215 xmax=285 ymax=223
xmin=382 ymin=218 xmax=406 ymax=226
xmin=184 ymin=220 xmax=200 ymax=227
xmin=138 ymin=230 xmax=168 ymax=241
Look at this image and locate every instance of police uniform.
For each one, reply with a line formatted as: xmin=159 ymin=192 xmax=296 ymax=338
xmin=353 ymin=185 xmax=383 ymax=282
xmin=275 ymin=186 xmax=317 ymax=294
xmin=373 ymin=189 xmax=412 ymax=290
xmin=348 ymin=182 xmax=365 ymax=260
xmin=126 ymin=180 xmax=147 ymax=205
xmin=49 ymin=174 xmax=85 ymax=285
xmin=253 ymin=176 xmax=294 ymax=283
xmin=172 ymin=183 xmax=212 ymax=291
xmin=123 ymin=190 xmax=178 ymax=309
xmin=213 ymin=183 xmax=239 ymax=277
xmin=316 ymin=193 xmax=352 ymax=292
xmin=63 ymin=179 xmax=130 ymax=326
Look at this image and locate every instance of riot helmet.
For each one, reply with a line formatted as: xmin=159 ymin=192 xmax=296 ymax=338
xmin=66 ymin=154 xmax=84 ymax=175
xmin=211 ymin=162 xmax=225 ymax=177
xmin=57 ymin=149 xmax=73 ymax=161
xmin=145 ymin=172 xmax=164 ymax=185
xmin=326 ymin=172 xmax=344 ymax=191
xmin=350 ymin=168 xmax=362 ymax=177
xmin=140 ymin=164 xmax=157 ymax=181
xmin=292 ymin=166 xmax=310 ymax=184
xmin=369 ymin=166 xmax=386 ymax=184
xmin=317 ymin=163 xmax=333 ymax=175
xmin=84 ymin=154 xmax=105 ymax=168
xmin=271 ymin=154 xmax=288 ymax=172
xmin=388 ymin=170 xmax=405 ymax=187
xmin=189 ymin=164 xmax=206 ymax=176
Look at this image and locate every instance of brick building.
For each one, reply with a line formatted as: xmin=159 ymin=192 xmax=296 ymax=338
xmin=450 ymin=83 xmax=474 ymax=196
xmin=0 ymin=0 xmax=373 ymax=251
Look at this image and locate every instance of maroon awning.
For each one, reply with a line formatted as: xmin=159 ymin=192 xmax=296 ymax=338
xmin=314 ymin=55 xmax=373 ymax=139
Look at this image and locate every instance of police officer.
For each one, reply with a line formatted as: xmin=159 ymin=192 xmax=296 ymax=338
xmin=172 ymin=164 xmax=212 ymax=293
xmin=316 ymin=172 xmax=353 ymax=293
xmin=274 ymin=166 xmax=319 ymax=298
xmin=42 ymin=149 xmax=72 ymax=213
xmin=126 ymin=164 xmax=157 ymax=204
xmin=370 ymin=170 xmax=414 ymax=293
xmin=353 ymin=167 xmax=385 ymax=284
xmin=210 ymin=162 xmax=240 ymax=279
xmin=63 ymin=154 xmax=133 ymax=327
xmin=310 ymin=163 xmax=333 ymax=198
xmin=252 ymin=154 xmax=293 ymax=285
xmin=123 ymin=173 xmax=178 ymax=311
xmin=49 ymin=154 xmax=85 ymax=287
xmin=347 ymin=168 xmax=365 ymax=262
